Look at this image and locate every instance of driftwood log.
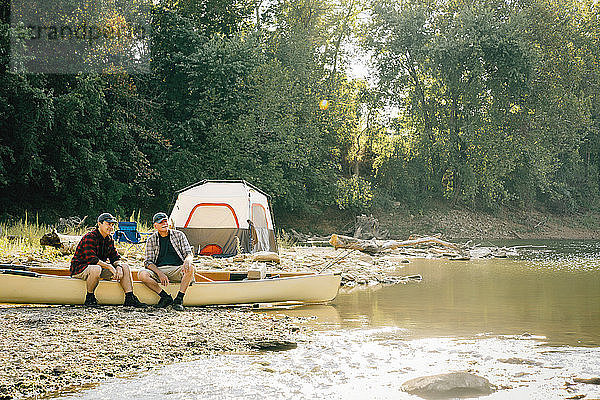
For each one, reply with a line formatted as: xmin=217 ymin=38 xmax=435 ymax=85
xmin=381 ymin=236 xmax=459 ymax=251
xmin=40 ymin=230 xmax=82 ymax=254
xmin=329 ymin=234 xmax=380 ymax=253
xmin=329 ymin=234 xmax=460 ymax=254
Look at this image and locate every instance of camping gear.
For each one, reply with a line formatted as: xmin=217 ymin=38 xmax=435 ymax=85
xmin=113 ymin=221 xmax=151 ymax=253
xmin=169 ymin=180 xmax=277 ymax=256
xmin=0 ymin=267 xmax=341 ymax=306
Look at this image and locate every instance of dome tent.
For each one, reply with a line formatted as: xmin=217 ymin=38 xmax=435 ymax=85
xmin=169 ymin=180 xmax=277 ymax=256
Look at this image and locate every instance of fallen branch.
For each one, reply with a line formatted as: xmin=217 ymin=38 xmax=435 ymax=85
xmin=381 ymin=236 xmax=459 ymax=251
xmin=329 ymin=234 xmax=460 ymax=254
xmin=329 ymin=234 xmax=380 ymax=253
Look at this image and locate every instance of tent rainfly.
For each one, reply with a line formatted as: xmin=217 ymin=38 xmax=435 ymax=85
xmin=169 ymin=180 xmax=277 ymax=256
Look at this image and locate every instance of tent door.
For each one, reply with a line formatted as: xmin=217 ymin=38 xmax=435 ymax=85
xmin=253 ymin=227 xmax=271 ymax=252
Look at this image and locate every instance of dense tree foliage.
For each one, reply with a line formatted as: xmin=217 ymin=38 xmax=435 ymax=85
xmin=365 ymin=0 xmax=600 ymax=212
xmin=1 ymin=0 xmax=599 ymax=222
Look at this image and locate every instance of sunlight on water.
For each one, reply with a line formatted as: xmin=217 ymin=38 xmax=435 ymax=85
xmin=505 ymin=239 xmax=600 ymax=271
xmin=54 ymin=241 xmax=600 ymax=400
xmin=55 ymin=328 xmax=600 ymax=400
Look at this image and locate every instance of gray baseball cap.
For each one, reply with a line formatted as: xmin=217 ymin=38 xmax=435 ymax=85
xmin=153 ymin=212 xmax=168 ymax=224
xmin=97 ymin=213 xmax=117 ymax=224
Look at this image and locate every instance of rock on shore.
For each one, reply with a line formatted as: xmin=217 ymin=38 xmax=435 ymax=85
xmin=401 ymin=372 xmax=496 ymax=399
xmin=0 ymin=305 xmax=299 ymax=400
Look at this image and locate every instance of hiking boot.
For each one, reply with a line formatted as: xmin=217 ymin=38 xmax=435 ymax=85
xmin=84 ymin=295 xmax=99 ymax=307
xmin=124 ymin=295 xmax=148 ymax=308
xmin=172 ymin=303 xmax=185 ymax=311
xmin=155 ymin=295 xmax=173 ymax=308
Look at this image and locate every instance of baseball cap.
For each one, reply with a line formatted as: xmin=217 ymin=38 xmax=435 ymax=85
xmin=97 ymin=212 xmax=117 ymax=224
xmin=153 ymin=212 xmax=168 ymax=224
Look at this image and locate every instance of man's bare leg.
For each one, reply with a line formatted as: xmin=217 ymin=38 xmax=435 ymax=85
xmin=138 ymin=270 xmax=173 ymax=308
xmin=86 ymin=265 xmax=102 ymax=293
xmin=119 ymin=264 xmax=134 ymax=292
xmin=179 ymin=268 xmax=195 ymax=294
xmin=138 ymin=270 xmax=162 ymax=294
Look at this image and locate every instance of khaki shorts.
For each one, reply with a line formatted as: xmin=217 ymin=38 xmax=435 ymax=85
xmin=73 ymin=265 xmax=113 ymax=280
xmin=145 ymin=265 xmax=194 ymax=283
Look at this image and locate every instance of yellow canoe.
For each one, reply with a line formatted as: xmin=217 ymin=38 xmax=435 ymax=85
xmin=0 ymin=268 xmax=342 ymax=306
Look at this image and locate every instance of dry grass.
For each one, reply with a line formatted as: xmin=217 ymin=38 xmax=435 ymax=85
xmin=0 ymin=211 xmax=152 ymax=264
xmin=0 ymin=212 xmax=58 ymax=262
xmin=276 ymin=229 xmax=297 ymax=249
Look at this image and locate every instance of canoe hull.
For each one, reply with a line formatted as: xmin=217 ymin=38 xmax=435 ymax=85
xmin=0 ymin=272 xmax=342 ymax=306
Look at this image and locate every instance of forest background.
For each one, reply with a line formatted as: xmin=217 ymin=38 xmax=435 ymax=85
xmin=1 ymin=0 xmax=599 ymax=235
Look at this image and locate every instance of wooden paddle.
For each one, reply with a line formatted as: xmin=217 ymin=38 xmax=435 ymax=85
xmin=194 ymin=272 xmax=214 ymax=282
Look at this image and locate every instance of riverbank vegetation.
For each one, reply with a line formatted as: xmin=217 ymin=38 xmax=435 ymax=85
xmin=1 ymin=0 xmax=599 ymax=223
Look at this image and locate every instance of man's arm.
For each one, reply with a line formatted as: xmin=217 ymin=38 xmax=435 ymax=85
xmin=177 ymin=231 xmax=194 ymax=273
xmin=76 ymin=234 xmax=100 ymax=266
xmin=143 ymin=234 xmax=157 ymax=268
xmin=107 ymin=238 xmax=122 ymax=279
xmin=97 ymin=259 xmax=119 ymax=279
xmin=182 ymin=253 xmax=194 ymax=273
xmin=146 ymin=262 xmax=169 ymax=286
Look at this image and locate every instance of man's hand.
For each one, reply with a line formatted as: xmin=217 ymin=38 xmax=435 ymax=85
xmin=107 ymin=265 xmax=117 ymax=280
xmin=182 ymin=260 xmax=194 ymax=274
xmin=158 ymin=270 xmax=170 ymax=286
xmin=114 ymin=265 xmax=123 ymax=281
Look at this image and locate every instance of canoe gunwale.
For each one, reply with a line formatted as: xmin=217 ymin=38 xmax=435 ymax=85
xmin=0 ymin=271 xmax=342 ymax=306
xmin=1 ymin=270 xmax=341 ymax=283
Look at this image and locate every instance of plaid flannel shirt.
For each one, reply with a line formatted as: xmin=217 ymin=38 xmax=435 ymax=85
xmin=70 ymin=228 xmax=120 ymax=275
xmin=144 ymin=229 xmax=193 ymax=268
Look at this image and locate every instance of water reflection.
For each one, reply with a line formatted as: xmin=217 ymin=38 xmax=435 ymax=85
xmin=52 ymin=328 xmax=600 ymax=400
xmin=326 ymin=258 xmax=600 ymax=346
xmin=261 ymin=249 xmax=600 ymax=346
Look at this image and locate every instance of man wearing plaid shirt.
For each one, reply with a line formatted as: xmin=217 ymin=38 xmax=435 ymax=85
xmin=138 ymin=212 xmax=195 ymax=311
xmin=71 ymin=212 xmax=147 ymax=308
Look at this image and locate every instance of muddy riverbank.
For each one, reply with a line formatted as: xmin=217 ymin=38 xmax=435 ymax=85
xmin=376 ymin=208 xmax=600 ymax=240
xmin=279 ymin=207 xmax=600 ymax=240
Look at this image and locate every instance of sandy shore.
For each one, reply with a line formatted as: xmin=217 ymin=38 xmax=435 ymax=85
xmin=0 ymin=306 xmax=299 ymax=400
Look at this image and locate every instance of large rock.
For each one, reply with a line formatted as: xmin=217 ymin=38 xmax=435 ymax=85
xmin=402 ymin=372 xmax=495 ymax=399
xmin=498 ymin=357 xmax=542 ymax=366
xmin=469 ymin=248 xmax=492 ymax=259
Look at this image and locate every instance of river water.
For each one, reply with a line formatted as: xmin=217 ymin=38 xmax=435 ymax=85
xmin=55 ymin=241 xmax=600 ymax=399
